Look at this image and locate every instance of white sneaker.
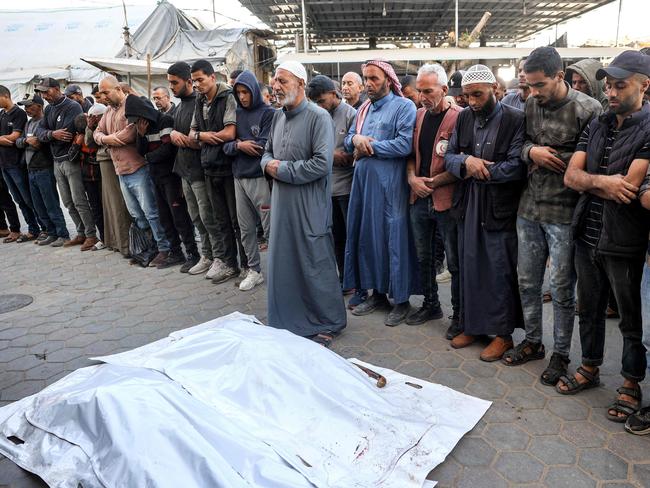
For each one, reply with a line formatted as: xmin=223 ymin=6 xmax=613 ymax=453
xmin=93 ymin=240 xmax=107 ymax=250
xmin=436 ymin=269 xmax=452 ymax=283
xmin=189 ymin=256 xmax=213 ymax=275
xmin=205 ymin=259 xmax=225 ymax=280
xmin=239 ymin=269 xmax=264 ymax=291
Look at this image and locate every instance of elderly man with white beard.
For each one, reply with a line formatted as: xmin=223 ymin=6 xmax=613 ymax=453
xmin=261 ymin=61 xmax=347 ymax=347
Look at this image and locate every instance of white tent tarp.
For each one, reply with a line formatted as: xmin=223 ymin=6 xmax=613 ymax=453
xmin=0 ymin=312 xmax=490 ymax=487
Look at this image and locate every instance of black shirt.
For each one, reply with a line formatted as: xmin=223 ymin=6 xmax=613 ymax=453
xmin=418 ymin=108 xmax=448 ymax=177
xmin=0 ymin=105 xmax=27 ymax=169
xmin=576 ymin=123 xmax=650 ymax=248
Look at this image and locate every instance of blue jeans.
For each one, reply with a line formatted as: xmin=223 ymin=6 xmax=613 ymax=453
xmin=28 ymin=168 xmax=69 ymax=239
xmin=118 ymin=165 xmax=170 ymax=252
xmin=2 ymin=166 xmax=41 ymax=235
xmin=642 ymin=255 xmax=650 ymax=375
xmin=409 ymin=198 xmax=460 ymax=314
xmin=517 ymin=216 xmax=575 ymax=357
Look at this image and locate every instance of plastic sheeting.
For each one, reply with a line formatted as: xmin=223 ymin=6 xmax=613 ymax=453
xmin=0 ymin=312 xmax=491 ymax=487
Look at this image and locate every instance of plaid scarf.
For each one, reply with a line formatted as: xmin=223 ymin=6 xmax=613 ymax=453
xmin=355 ymin=60 xmax=403 ymax=135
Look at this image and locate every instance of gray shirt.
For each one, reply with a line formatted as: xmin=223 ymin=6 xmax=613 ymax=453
xmin=502 ymin=91 xmax=527 ymax=112
xmin=330 ymin=101 xmax=356 ymax=197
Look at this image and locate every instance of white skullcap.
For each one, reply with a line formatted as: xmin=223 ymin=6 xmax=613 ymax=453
xmin=461 ymin=64 xmax=497 ymax=86
xmin=88 ymin=103 xmax=108 ymax=116
xmin=276 ymin=61 xmax=308 ymax=84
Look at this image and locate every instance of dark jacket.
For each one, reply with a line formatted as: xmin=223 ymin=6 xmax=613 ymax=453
xmin=172 ymin=91 xmax=204 ymax=182
xmin=35 ymin=95 xmax=83 ymax=163
xmin=450 ymin=104 xmax=526 ymax=231
xmin=15 ymin=117 xmax=53 ymax=171
xmin=194 ymin=83 xmax=233 ymax=177
xmin=572 ymin=104 xmax=650 ymax=257
xmin=124 ymin=94 xmax=177 ymax=181
xmin=222 ymin=70 xmax=275 ymax=179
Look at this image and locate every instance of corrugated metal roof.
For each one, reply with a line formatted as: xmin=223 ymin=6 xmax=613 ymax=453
xmin=241 ymin=0 xmax=615 ymax=45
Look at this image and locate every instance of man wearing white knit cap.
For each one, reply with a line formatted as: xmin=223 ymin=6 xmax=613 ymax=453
xmin=444 ymin=64 xmax=527 ymax=362
xmin=261 ymin=61 xmax=346 ymax=345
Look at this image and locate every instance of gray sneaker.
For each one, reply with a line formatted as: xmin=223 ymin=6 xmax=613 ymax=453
xmin=211 ymin=265 xmax=239 ymax=284
xmin=50 ymin=237 xmax=68 ymax=247
xmin=38 ymin=235 xmax=58 ymax=246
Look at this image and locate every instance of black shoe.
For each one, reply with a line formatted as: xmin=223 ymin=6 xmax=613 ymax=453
xmin=351 ymin=292 xmax=390 ymax=316
xmin=180 ymin=253 xmax=200 ymax=273
xmin=406 ymin=304 xmax=443 ymax=326
xmin=385 ymin=302 xmax=411 ymax=327
xmin=445 ymin=315 xmax=462 ymax=340
xmin=156 ymin=250 xmax=185 ymax=269
xmin=626 ymin=406 xmax=650 ymax=435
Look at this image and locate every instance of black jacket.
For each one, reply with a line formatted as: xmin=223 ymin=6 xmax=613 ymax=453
xmin=124 ymin=95 xmax=177 ymax=181
xmin=451 ymin=104 xmax=526 ymax=231
xmin=172 ymin=91 xmax=204 ymax=182
xmin=194 ymin=86 xmax=233 ymax=177
xmin=35 ymin=96 xmax=83 ymax=163
xmin=572 ymin=103 xmax=650 ymax=257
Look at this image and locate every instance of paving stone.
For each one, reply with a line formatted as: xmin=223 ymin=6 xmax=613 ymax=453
xmin=455 ymin=466 xmax=507 ymax=488
xmin=461 ymin=360 xmax=498 ymax=378
xmin=505 ymin=387 xmax=548 ymax=409
xmin=450 ymin=437 xmax=497 ymax=467
xmin=607 ymin=432 xmax=650 ymax=462
xmin=399 ymin=360 xmax=435 ymax=379
xmin=431 ymin=369 xmax=471 ymax=390
xmin=543 ymin=466 xmax=597 ymax=488
xmin=427 ymin=457 xmax=461 ymax=485
xmin=365 ymin=339 xmax=399 ymax=354
xmin=547 ymin=397 xmax=590 ymax=421
xmin=578 ymin=448 xmax=628 ymax=481
xmin=0 ymin=347 xmax=29 ymax=363
xmin=494 ymin=451 xmax=544 ymax=483
xmin=482 ymin=401 xmax=521 ymax=423
xmin=497 ymin=366 xmax=537 ymax=387
xmin=484 ymin=423 xmax=531 ymax=450
xmin=395 ymin=344 xmax=430 ymax=361
xmin=427 ymin=351 xmax=463 ymax=369
xmin=0 ymin=380 xmax=46 ymax=401
xmin=600 ymin=483 xmax=637 ymax=488
xmin=516 ymin=409 xmax=563 ymax=435
xmin=465 ymin=378 xmax=508 ymax=400
xmin=528 ymin=435 xmax=577 ymax=465
xmin=633 ymin=463 xmax=650 ymax=487
xmin=560 ymin=421 xmax=609 ymax=448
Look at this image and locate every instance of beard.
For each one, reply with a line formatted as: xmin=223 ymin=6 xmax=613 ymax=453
xmin=476 ymin=93 xmax=496 ymax=117
xmin=368 ymin=80 xmax=390 ymax=102
xmin=277 ymin=87 xmax=299 ymax=107
xmin=609 ymin=94 xmax=638 ymax=115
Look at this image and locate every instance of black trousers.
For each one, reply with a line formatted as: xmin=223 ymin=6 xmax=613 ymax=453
xmin=153 ymin=174 xmax=198 ymax=256
xmin=0 ymin=172 xmax=20 ymax=232
xmin=332 ymin=194 xmax=350 ymax=282
xmin=204 ymin=174 xmax=247 ymax=270
xmin=575 ymin=243 xmax=647 ymax=382
xmin=83 ymin=178 xmax=104 ymax=242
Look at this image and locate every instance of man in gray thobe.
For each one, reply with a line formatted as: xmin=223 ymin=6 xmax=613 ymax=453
xmin=261 ymin=61 xmax=347 ymax=345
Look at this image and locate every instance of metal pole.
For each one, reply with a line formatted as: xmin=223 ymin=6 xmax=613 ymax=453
xmin=455 ymin=0 xmax=459 ymax=48
xmin=212 ymin=0 xmax=216 ymax=22
xmin=301 ymin=0 xmax=309 ymax=53
xmin=146 ymin=53 xmax=152 ymax=99
xmin=615 ymin=0 xmax=623 ymax=47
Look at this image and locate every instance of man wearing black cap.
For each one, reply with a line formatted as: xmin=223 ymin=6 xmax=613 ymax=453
xmin=307 ymin=74 xmax=356 ymax=292
xmin=34 ymin=77 xmax=97 ymax=249
xmin=562 ymin=51 xmax=650 ymax=425
xmin=16 ymin=95 xmax=70 ymax=247
xmin=65 ymin=84 xmax=93 ymax=113
xmin=0 ymin=84 xmax=42 ymax=242
xmin=447 ymin=70 xmax=467 ymax=108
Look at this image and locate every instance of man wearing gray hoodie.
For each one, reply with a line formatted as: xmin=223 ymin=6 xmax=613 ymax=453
xmin=566 ymin=58 xmax=609 ymax=110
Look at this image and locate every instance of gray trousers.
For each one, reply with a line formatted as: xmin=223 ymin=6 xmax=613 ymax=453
xmin=182 ymin=177 xmax=220 ymax=260
xmin=54 ymin=160 xmax=96 ymax=238
xmin=234 ymin=177 xmax=271 ymax=272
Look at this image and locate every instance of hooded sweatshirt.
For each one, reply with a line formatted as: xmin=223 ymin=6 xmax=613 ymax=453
xmin=565 ymin=59 xmax=608 ymax=110
xmin=222 ymin=71 xmax=276 ymax=179
xmin=124 ymin=95 xmax=177 ymax=181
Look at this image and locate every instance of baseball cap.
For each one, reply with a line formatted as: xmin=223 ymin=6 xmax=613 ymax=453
xmin=448 ymin=70 xmax=466 ymax=96
xmin=64 ymin=84 xmax=83 ymax=97
xmin=596 ymin=50 xmax=650 ymax=80
xmin=17 ymin=95 xmax=44 ymax=107
xmin=34 ymin=77 xmax=60 ymax=92
xmin=307 ymin=75 xmax=338 ymax=99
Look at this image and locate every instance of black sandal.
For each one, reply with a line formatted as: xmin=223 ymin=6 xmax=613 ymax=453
xmin=501 ymin=340 xmax=545 ymax=366
xmin=556 ymin=366 xmax=600 ymax=395
xmin=607 ymin=385 xmax=642 ymax=423
xmin=540 ymin=352 xmax=570 ymax=386
xmin=311 ymin=333 xmax=334 ymax=348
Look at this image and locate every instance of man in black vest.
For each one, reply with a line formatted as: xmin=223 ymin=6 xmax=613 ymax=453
xmin=189 ymin=60 xmax=247 ymax=285
xmin=561 ymin=51 xmax=650 ymax=425
xmin=444 ymin=65 xmax=527 ymax=362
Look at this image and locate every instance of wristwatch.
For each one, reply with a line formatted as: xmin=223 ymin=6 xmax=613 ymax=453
xmin=194 ymin=131 xmax=201 ymax=142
